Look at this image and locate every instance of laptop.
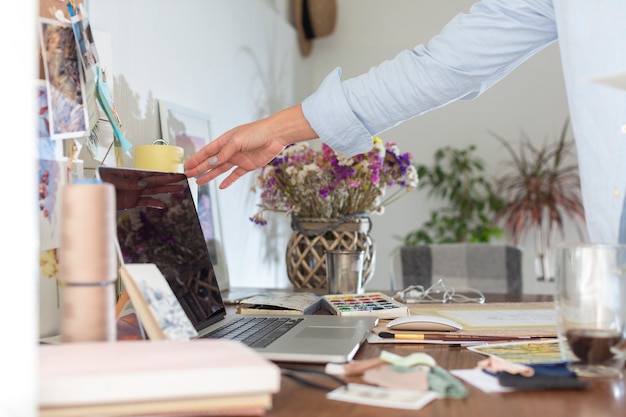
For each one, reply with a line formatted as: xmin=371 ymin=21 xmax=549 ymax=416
xmin=98 ymin=166 xmax=377 ymax=363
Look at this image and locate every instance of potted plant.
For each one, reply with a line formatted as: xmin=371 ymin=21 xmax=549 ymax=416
xmin=492 ymin=118 xmax=586 ymax=281
xmin=402 ymin=145 xmax=505 ymax=245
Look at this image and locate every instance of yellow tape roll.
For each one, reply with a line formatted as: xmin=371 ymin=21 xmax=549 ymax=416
xmin=134 ymin=142 xmax=184 ymax=173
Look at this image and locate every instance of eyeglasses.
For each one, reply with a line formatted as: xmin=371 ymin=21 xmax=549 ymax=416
xmin=393 ymin=279 xmax=485 ymax=304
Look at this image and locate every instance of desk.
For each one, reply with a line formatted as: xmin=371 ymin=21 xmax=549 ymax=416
xmin=117 ymin=293 xmax=626 ymax=417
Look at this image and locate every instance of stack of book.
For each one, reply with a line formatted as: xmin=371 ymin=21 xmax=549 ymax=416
xmin=39 ymin=339 xmax=281 ymax=416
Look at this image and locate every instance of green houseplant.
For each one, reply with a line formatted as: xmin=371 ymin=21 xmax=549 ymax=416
xmin=402 ymin=145 xmax=505 ymax=246
xmin=492 ymin=119 xmax=586 ymax=281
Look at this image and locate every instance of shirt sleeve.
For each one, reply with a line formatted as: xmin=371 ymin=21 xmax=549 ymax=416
xmin=302 ymin=0 xmax=558 ymax=157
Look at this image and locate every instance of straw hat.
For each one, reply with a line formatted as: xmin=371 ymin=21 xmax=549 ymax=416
xmin=293 ymin=0 xmax=337 ymax=57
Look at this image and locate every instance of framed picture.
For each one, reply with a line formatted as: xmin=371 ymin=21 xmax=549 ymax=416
xmin=158 ymin=100 xmax=230 ymax=290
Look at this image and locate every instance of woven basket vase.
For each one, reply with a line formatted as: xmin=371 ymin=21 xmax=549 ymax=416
xmin=286 ymin=215 xmax=376 ymax=290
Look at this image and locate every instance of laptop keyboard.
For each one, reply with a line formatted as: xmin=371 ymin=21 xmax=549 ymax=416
xmin=202 ymin=316 xmax=304 ymax=348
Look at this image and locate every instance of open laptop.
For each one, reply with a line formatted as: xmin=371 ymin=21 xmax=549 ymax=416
xmin=98 ymin=166 xmax=377 ymax=363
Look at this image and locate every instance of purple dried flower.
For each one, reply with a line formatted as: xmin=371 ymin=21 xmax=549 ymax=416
xmin=249 ymin=137 xmax=415 ymax=222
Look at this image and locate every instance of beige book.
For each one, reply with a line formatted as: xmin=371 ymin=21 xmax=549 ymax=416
xmin=40 ymin=393 xmax=272 ymax=417
xmin=39 ymin=339 xmax=281 ymax=411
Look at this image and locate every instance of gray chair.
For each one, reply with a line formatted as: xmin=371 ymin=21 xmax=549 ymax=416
xmin=392 ymin=243 xmax=523 ymax=295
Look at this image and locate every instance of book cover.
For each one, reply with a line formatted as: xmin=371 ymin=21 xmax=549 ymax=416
xmin=119 ymin=263 xmax=198 ymax=341
xmin=236 ymin=292 xmax=323 ymax=315
xmin=41 ymin=393 xmax=271 ymax=417
xmin=39 ymin=339 xmax=281 ymax=408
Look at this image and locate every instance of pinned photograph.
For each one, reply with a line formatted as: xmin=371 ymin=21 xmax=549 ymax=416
xmin=70 ymin=14 xmax=99 ymax=71
xmin=39 ymin=18 xmax=89 ymax=140
xmin=37 ymin=81 xmax=64 ymax=251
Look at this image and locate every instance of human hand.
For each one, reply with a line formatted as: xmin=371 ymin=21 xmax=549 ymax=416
xmin=184 ymin=105 xmax=317 ymax=189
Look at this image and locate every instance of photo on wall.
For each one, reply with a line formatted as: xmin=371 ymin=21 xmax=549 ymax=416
xmin=38 ymin=18 xmax=89 ymax=140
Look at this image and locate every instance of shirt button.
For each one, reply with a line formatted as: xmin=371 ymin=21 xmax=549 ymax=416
xmin=614 ymin=188 xmax=621 ymax=198
xmin=621 ymin=124 xmax=626 ymax=134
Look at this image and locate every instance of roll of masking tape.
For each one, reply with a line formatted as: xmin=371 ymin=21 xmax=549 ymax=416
xmin=134 ymin=140 xmax=184 ymax=173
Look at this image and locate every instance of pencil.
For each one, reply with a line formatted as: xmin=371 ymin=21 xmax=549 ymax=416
xmin=377 ymin=331 xmax=543 ymax=342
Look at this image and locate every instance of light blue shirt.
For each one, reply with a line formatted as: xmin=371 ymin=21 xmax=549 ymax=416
xmin=302 ymin=0 xmax=626 ymax=244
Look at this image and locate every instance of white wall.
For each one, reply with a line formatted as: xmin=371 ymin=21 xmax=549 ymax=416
xmin=88 ymin=0 xmax=581 ymax=295
xmin=89 ymin=0 xmax=307 ymax=289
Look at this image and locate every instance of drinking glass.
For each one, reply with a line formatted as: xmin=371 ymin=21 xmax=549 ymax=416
xmin=325 ymin=250 xmax=365 ymax=294
xmin=555 ymin=243 xmax=626 ymax=378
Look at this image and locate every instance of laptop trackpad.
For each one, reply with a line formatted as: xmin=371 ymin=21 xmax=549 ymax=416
xmin=296 ymin=326 xmax=357 ymax=339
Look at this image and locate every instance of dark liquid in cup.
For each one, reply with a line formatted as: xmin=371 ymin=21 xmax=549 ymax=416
xmin=566 ymin=329 xmax=622 ymax=363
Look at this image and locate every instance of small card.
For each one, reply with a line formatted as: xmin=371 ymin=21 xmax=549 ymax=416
xmin=327 ymin=383 xmax=438 ymax=410
xmin=468 ymin=340 xmax=564 ymax=364
xmin=451 ymin=369 xmax=514 ymax=393
xmin=120 ymin=264 xmax=198 ymax=341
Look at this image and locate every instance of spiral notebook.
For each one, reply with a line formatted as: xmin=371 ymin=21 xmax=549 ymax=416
xmin=98 ymin=166 xmax=377 ymax=363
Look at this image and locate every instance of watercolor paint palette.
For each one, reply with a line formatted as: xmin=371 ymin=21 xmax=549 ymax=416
xmin=323 ymin=292 xmax=410 ymax=319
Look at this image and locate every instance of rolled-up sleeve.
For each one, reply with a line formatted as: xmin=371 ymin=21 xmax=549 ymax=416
xmin=301 ymin=68 xmax=375 ymax=157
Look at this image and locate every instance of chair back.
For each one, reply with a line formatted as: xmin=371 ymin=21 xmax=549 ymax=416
xmin=392 ymin=243 xmax=523 ymax=294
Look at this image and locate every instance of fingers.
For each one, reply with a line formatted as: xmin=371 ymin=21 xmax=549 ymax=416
xmin=184 ymin=142 xmax=221 ymax=177
xmin=185 ymin=130 xmax=240 ymax=176
xmin=194 ymin=161 xmax=236 ymax=186
xmin=194 ymin=170 xmax=220 ymax=186
xmin=136 ymin=196 xmax=167 ymax=209
xmin=218 ymin=167 xmax=250 ymax=190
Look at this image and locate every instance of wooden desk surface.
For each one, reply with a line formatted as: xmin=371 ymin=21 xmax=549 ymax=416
xmin=117 ymin=292 xmax=626 ymax=417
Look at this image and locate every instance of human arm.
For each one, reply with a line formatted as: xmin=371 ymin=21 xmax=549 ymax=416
xmin=184 ymin=104 xmax=317 ymax=189
xmin=186 ymin=0 xmax=557 ymax=189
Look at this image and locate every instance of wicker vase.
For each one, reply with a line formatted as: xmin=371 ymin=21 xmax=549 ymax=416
xmin=286 ymin=215 xmax=376 ymax=291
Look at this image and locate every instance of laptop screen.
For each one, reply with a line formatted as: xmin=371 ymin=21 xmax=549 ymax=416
xmin=98 ymin=166 xmax=226 ymax=330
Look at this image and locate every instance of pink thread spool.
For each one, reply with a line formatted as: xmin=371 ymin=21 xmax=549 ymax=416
xmin=59 ymin=179 xmax=117 ymax=342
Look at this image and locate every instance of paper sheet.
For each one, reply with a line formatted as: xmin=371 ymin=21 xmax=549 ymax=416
xmin=407 ymin=302 xmax=558 ymax=337
xmin=439 ymin=308 xmax=555 ymax=328
xmin=451 ymin=369 xmax=514 ymax=393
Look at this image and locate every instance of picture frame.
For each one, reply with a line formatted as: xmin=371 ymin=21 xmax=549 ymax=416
xmin=158 ymin=99 xmax=230 ymax=290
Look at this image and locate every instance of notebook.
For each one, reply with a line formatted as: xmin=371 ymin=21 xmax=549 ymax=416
xmin=98 ymin=166 xmax=377 ymax=363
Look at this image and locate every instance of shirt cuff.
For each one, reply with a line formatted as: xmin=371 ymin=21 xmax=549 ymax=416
xmin=302 ymin=67 xmax=374 ymax=157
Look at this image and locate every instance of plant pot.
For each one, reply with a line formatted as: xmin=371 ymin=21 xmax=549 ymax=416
xmin=534 ymin=225 xmax=556 ymax=282
xmin=286 ymin=215 xmax=376 ymax=291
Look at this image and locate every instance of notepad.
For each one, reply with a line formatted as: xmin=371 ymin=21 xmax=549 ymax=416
xmin=323 ymin=293 xmax=410 ymax=319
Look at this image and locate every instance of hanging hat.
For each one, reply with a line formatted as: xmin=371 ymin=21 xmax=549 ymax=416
xmin=293 ymin=0 xmax=337 ymax=57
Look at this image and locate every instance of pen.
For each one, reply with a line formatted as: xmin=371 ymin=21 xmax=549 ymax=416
xmin=377 ymin=331 xmax=545 ymax=342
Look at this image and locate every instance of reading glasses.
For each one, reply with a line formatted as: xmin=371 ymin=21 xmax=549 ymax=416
xmin=393 ymin=279 xmax=485 ymax=304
